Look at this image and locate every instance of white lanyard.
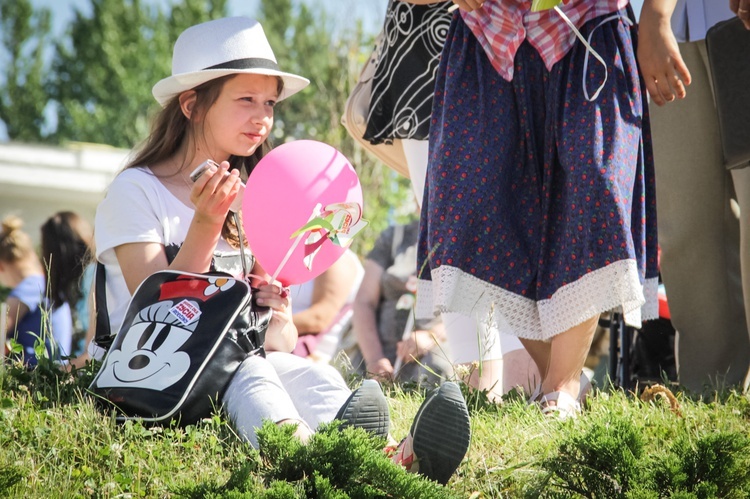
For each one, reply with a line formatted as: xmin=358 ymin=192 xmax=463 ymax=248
xmin=554 ymin=6 xmax=635 ymax=101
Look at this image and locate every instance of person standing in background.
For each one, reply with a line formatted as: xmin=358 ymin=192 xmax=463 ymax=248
xmin=404 ymin=0 xmax=661 ymax=417
xmin=637 ymin=0 xmax=750 ymax=395
xmin=368 ymin=0 xmax=538 ymax=400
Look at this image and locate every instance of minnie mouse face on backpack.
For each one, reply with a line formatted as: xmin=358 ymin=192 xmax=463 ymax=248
xmin=95 ymin=275 xmax=240 ymax=390
xmin=93 ymin=300 xmax=199 ymax=390
xmin=89 ymin=272 xmax=266 ymax=424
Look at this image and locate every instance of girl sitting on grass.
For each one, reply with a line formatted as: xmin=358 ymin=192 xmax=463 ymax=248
xmin=90 ymin=16 xmax=471 ymax=485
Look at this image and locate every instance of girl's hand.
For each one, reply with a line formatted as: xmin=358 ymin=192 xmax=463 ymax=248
xmin=255 ymin=282 xmax=291 ymax=309
xmin=399 ymin=0 xmax=482 ymax=9
xmin=636 ymin=3 xmax=691 ymax=106
xmin=254 ymin=281 xmax=297 ymax=352
xmin=189 ymin=160 xmax=243 ymax=222
xmin=731 ymin=0 xmax=750 ymax=30
xmin=451 ymin=0 xmax=484 ymax=12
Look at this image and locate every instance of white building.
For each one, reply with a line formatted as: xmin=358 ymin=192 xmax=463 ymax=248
xmin=0 ymin=141 xmax=129 ymax=245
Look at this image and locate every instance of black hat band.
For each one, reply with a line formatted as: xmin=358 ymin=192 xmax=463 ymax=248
xmin=204 ymin=58 xmax=280 ymax=72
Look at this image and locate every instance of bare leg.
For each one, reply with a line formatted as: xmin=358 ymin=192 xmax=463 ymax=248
xmin=502 ymin=348 xmax=541 ymax=395
xmin=456 ymin=359 xmax=503 ymax=402
xmin=519 ymin=338 xmax=551 ymax=382
xmin=520 ymin=314 xmax=599 ymax=404
xmin=541 ymin=315 xmax=599 ymax=401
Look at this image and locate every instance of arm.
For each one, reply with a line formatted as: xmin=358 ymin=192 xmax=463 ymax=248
xmin=110 ymin=161 xmax=297 ymax=353
xmin=730 ymin=0 xmax=750 ymax=29
xmin=292 ymin=253 xmax=357 ymax=335
xmin=115 ymin=161 xmax=242 ymax=294
xmin=637 ymin=0 xmax=692 ymax=106
xmin=352 ymin=260 xmax=394 ymax=378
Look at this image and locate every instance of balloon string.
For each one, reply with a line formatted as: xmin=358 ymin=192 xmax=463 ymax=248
xmin=269 ymin=203 xmax=322 ymax=284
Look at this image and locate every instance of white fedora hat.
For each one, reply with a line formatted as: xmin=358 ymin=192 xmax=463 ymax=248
xmin=152 ymin=17 xmax=310 ymax=106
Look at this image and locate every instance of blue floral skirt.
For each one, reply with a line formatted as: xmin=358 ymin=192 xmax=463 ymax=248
xmin=416 ymin=9 xmax=659 ymax=340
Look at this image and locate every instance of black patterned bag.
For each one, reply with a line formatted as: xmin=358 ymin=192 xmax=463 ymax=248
xmin=89 ymin=270 xmax=271 ymax=425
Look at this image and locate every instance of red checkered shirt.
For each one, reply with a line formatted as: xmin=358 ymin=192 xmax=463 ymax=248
xmin=461 ymin=0 xmax=630 ymax=81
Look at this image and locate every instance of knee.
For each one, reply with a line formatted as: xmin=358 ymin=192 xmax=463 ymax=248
xmin=232 ymin=355 xmax=277 ymax=385
xmin=304 ymin=362 xmax=346 ymax=387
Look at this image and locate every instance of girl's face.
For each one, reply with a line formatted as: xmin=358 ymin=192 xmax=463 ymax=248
xmin=201 ymin=74 xmax=278 ymax=161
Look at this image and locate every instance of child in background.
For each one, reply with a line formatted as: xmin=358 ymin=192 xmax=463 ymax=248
xmin=41 ymin=211 xmax=95 ymax=358
xmin=353 ymin=219 xmax=453 ymax=386
xmin=0 ymin=215 xmax=72 ymax=366
xmin=290 ymin=249 xmax=364 ymax=361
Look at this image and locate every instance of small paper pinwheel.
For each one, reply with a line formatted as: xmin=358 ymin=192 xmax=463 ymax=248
xmin=269 ymin=202 xmax=368 ymax=283
xmin=290 ymin=202 xmax=368 ymax=270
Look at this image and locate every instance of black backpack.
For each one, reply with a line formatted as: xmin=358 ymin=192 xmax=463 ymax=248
xmin=89 ymin=268 xmax=271 ymax=425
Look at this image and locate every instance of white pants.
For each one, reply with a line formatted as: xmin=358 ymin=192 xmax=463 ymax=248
xmin=222 ymin=352 xmax=351 ymax=447
xmin=442 ymin=312 xmax=522 ymax=364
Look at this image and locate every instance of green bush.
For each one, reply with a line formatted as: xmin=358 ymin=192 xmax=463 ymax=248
xmin=3 ymin=353 xmax=750 ymax=498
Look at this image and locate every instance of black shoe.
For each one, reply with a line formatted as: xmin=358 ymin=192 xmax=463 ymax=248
xmin=335 ymin=379 xmax=390 ymax=438
xmin=396 ymin=381 xmax=471 ymax=485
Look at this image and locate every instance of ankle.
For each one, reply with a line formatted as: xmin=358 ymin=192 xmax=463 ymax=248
xmin=542 ymin=379 xmax=580 ymax=400
xmin=539 ymin=391 xmax=581 ymax=419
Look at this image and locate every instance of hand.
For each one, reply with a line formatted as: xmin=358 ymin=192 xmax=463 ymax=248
xmin=636 ymin=4 xmax=692 ymax=106
xmin=450 ymin=0 xmax=484 ymax=12
xmin=255 ymin=281 xmax=293 ymax=334
xmin=189 ymin=160 xmax=243 ymax=222
xmin=396 ymin=330 xmax=437 ymax=364
xmin=731 ymin=0 xmax=750 ymax=29
xmin=366 ymin=357 xmax=395 ymax=381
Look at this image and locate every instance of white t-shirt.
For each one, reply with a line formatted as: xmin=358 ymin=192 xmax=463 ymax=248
xmin=94 ymin=167 xmax=253 ymax=337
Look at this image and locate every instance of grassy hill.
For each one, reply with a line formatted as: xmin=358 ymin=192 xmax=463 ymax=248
xmin=2 ymin=356 xmax=749 ymax=498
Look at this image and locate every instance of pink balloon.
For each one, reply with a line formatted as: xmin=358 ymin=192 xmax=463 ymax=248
xmin=243 ymin=140 xmax=363 ymax=286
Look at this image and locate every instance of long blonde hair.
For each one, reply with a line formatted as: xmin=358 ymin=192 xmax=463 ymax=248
xmin=126 ymin=75 xmax=283 ymax=248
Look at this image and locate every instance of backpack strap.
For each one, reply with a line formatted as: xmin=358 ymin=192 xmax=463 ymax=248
xmin=93 ymin=214 xmax=249 ymax=352
xmin=93 ymin=262 xmax=114 ymax=350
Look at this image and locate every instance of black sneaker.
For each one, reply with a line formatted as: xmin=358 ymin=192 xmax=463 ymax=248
xmin=393 ymin=382 xmax=471 ymax=485
xmin=334 ymin=379 xmax=390 ymax=438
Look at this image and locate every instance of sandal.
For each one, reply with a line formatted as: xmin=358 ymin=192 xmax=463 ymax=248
xmin=528 ymin=372 xmax=592 ymax=405
xmin=539 ymin=391 xmax=581 ymax=420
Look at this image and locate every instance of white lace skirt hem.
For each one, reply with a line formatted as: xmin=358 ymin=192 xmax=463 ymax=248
xmin=415 ymin=259 xmax=659 ymax=341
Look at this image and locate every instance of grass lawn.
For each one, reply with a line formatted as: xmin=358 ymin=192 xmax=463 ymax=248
xmin=1 ymin=356 xmax=749 ymax=498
